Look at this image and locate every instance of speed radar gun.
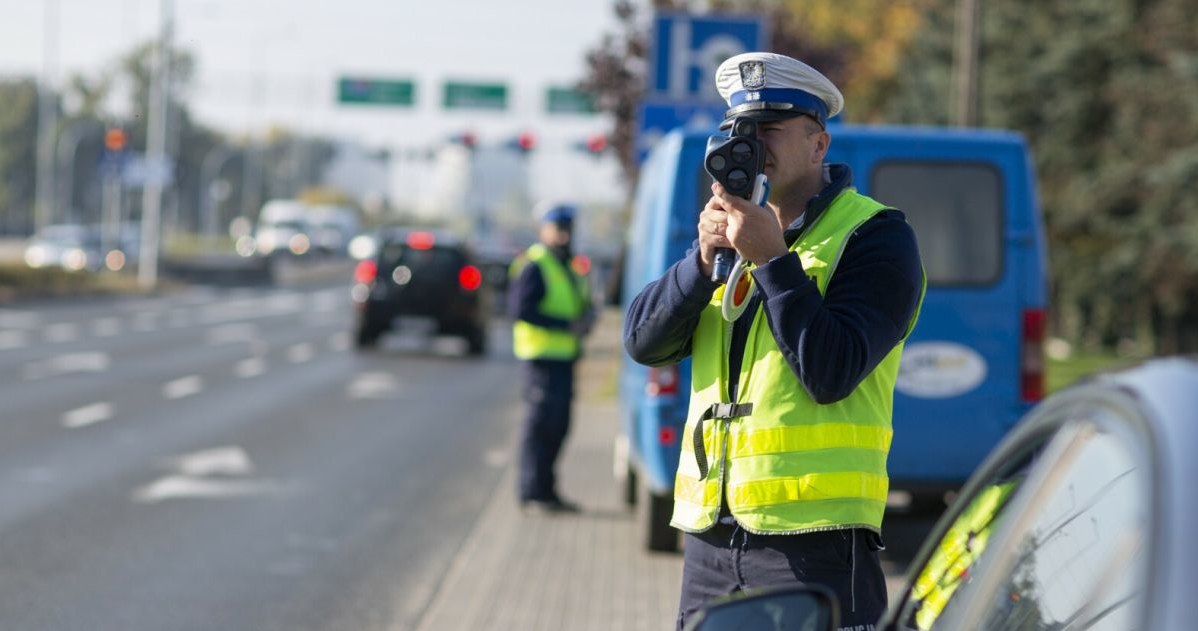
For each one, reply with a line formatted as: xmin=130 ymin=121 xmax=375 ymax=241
xmin=704 ymin=115 xmax=771 ymax=321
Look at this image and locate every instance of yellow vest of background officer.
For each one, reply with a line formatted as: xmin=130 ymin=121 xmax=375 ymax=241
xmin=672 ymin=189 xmax=926 ymax=534
xmin=510 ymin=243 xmax=589 ymax=361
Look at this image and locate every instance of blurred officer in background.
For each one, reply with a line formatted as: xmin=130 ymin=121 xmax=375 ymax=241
xmin=624 ymin=52 xmax=925 ymax=629
xmin=509 ymin=203 xmax=594 ymax=514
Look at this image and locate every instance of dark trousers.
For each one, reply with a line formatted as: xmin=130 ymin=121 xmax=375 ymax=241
xmin=517 ymin=359 xmax=575 ymax=502
xmin=677 ymin=523 xmax=888 ymax=631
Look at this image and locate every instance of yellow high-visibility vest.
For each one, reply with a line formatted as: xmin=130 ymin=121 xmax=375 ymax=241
xmin=511 ymin=244 xmax=589 ymax=360
xmin=672 ymin=188 xmax=926 ymax=534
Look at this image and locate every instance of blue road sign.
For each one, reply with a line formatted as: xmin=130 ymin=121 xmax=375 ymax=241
xmin=636 ymin=100 xmax=727 ymax=159
xmin=649 ymin=13 xmax=766 ymax=102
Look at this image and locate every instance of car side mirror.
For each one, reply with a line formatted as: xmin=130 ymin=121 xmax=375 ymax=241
xmin=682 ymin=585 xmax=839 ymax=631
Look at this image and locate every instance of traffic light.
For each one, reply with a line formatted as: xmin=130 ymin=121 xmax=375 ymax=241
xmin=585 ymin=133 xmax=607 ymax=155
xmin=104 ymin=127 xmax=127 ymax=153
xmin=452 ymin=131 xmax=478 ymax=151
xmin=516 ymin=130 xmax=536 ymax=153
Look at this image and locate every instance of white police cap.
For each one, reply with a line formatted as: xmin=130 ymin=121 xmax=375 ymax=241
xmin=715 ymin=52 xmax=844 ymax=128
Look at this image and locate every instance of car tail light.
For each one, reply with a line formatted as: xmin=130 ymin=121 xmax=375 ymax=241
xmin=659 ymin=426 xmax=678 ymax=446
xmin=354 ymin=260 xmax=378 ymax=284
xmin=1021 ymin=308 xmax=1046 ymax=403
xmin=645 ymin=366 xmax=679 ymax=397
xmin=458 ymin=265 xmax=482 ymax=291
xmin=407 ymin=232 xmax=435 ymax=250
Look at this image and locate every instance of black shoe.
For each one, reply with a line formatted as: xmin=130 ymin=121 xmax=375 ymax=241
xmin=521 ymin=496 xmax=581 ymax=515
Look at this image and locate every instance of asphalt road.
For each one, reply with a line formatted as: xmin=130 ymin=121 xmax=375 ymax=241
xmin=0 ymin=283 xmax=523 ymax=631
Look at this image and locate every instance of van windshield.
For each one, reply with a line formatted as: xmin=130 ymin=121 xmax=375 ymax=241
xmin=871 ymin=162 xmax=1003 ymax=286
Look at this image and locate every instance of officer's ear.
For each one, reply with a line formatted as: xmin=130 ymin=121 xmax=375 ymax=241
xmin=807 ymin=119 xmax=830 ymax=165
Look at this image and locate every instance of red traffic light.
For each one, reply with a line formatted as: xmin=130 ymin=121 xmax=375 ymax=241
xmin=454 ymin=131 xmax=477 ymax=149
xmin=104 ymin=128 xmax=127 ymax=152
xmin=585 ymin=134 xmax=607 ymax=154
xmin=517 ymin=131 xmax=536 ymax=152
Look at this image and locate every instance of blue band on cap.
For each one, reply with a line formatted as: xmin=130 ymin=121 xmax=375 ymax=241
xmin=729 ymin=88 xmax=828 ymax=124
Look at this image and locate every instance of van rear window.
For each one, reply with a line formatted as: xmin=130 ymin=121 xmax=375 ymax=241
xmin=871 ymin=163 xmax=1002 ymax=286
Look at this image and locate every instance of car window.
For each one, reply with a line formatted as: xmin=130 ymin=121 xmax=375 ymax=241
xmin=901 ymin=403 xmax=1152 ymax=630
xmin=871 ymin=162 xmax=1003 ymax=286
xmin=380 ymin=244 xmax=462 ymax=273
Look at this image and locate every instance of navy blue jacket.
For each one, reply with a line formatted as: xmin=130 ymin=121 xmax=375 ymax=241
xmin=508 ymin=245 xmax=575 ymax=331
xmin=623 ymin=164 xmax=923 ymax=404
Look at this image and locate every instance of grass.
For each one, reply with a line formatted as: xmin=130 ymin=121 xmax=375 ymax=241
xmin=1046 ymin=351 xmax=1145 ymax=394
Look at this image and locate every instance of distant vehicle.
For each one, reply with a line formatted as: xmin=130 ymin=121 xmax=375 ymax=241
xmin=307 ymin=205 xmax=360 ymax=257
xmin=619 ymin=125 xmax=1048 ymax=551
xmin=254 ymin=199 xmax=313 ymax=257
xmin=350 ymin=228 xmax=490 ymax=355
xmin=24 ymin=223 xmax=137 ymax=272
xmin=685 ymin=357 xmax=1198 ymax=631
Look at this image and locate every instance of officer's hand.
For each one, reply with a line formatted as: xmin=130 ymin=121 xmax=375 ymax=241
xmin=710 ymin=182 xmax=788 ymax=266
xmin=697 ymin=196 xmax=734 ymax=277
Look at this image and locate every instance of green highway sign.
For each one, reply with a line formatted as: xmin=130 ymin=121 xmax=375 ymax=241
xmin=338 ymin=78 xmax=415 ymax=106
xmin=443 ymin=81 xmax=507 ymax=111
xmin=546 ymin=87 xmax=597 ymax=114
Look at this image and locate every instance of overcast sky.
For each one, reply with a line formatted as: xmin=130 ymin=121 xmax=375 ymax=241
xmin=0 ymin=0 xmax=635 ymax=150
xmin=0 ymin=0 xmax=639 ymax=211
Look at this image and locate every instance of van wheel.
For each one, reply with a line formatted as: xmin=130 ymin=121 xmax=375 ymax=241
xmin=642 ymin=487 xmax=679 ymax=552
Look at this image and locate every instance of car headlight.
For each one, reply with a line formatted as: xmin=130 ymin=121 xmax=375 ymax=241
xmin=24 ymin=245 xmax=48 ymax=268
xmin=61 ymin=248 xmax=88 ymax=271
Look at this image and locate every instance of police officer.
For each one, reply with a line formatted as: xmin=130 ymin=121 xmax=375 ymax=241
xmin=624 ymin=52 xmax=926 ymax=629
xmin=509 ymin=203 xmax=593 ymax=514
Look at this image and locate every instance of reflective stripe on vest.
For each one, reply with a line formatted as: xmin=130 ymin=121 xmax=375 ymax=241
xmin=672 ymin=188 xmax=927 ymax=535
xmin=511 ymin=244 xmax=588 ymax=360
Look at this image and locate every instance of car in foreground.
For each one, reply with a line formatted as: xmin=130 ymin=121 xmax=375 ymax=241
xmin=684 ymin=356 xmax=1198 ymax=631
xmin=350 ymin=228 xmax=490 ymax=355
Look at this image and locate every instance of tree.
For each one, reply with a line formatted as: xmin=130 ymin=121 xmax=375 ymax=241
xmin=887 ymin=0 xmax=1198 ymax=353
xmin=0 ymin=79 xmax=41 ymax=234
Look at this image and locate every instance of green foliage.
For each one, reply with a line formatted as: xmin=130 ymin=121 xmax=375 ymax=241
xmin=889 ymin=0 xmax=1198 ymax=353
xmin=0 ymin=79 xmax=40 ymax=230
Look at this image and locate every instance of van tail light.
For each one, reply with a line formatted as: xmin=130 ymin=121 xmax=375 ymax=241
xmin=1021 ymin=308 xmax=1046 ymax=403
xmin=659 ymin=426 xmax=678 ymax=446
xmin=354 ymin=260 xmax=378 ymax=284
xmin=458 ymin=265 xmax=482 ymax=291
xmin=645 ymin=366 xmax=679 ymax=397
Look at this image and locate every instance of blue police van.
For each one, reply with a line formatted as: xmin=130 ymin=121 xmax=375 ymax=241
xmin=618 ymin=124 xmax=1048 ymax=551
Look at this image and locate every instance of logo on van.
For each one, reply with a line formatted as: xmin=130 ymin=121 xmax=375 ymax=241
xmin=896 ymin=342 xmax=988 ymax=398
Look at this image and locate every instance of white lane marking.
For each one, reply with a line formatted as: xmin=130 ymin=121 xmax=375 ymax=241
xmin=44 ymin=322 xmax=80 ymax=343
xmin=197 ymin=292 xmax=306 ymax=326
xmin=328 ymin=331 xmax=350 ymax=352
xmin=162 ymin=375 xmax=203 ymax=399
xmin=24 ymin=351 xmax=111 ymax=380
xmin=62 ymin=402 xmax=114 ymax=428
xmin=287 ymin=343 xmax=314 ymax=363
xmin=132 ymin=476 xmax=279 ymax=503
xmin=133 ymin=445 xmax=279 ymax=503
xmin=0 ymin=330 xmax=28 ymax=350
xmin=206 ymin=323 xmax=259 ymax=346
xmin=235 ymin=357 xmax=266 ymax=378
xmin=132 ymin=312 xmax=159 ymax=332
xmin=92 ymin=317 xmax=121 ymax=337
xmin=171 ymin=446 xmax=254 ymax=476
xmin=347 ymin=371 xmax=401 ymax=399
xmin=0 ymin=309 xmax=39 ymax=328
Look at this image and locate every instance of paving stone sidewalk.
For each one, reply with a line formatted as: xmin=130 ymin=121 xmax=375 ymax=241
xmin=413 ymin=310 xmax=684 ymax=631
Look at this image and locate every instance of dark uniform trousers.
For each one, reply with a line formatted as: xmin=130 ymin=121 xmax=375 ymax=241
xmin=677 ymin=522 xmax=888 ymax=631
xmin=517 ymin=358 xmax=576 ymax=502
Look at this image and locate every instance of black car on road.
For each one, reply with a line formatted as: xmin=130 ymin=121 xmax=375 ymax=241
xmin=351 ymin=229 xmax=490 ymax=355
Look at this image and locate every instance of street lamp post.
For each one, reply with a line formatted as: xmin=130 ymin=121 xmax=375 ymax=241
xmin=138 ymin=0 xmax=174 ymax=290
xmin=198 ymin=145 xmax=235 ymax=236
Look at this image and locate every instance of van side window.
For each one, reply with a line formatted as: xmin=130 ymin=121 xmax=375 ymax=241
xmin=871 ymin=163 xmax=1003 ymax=286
